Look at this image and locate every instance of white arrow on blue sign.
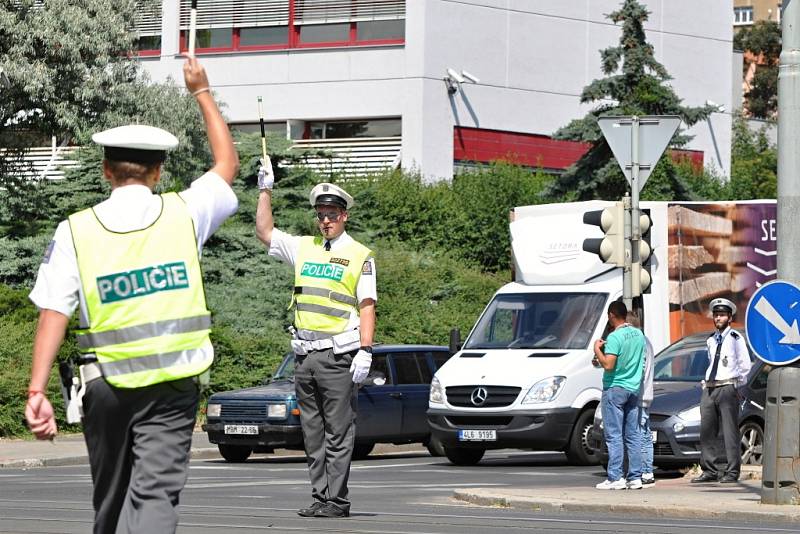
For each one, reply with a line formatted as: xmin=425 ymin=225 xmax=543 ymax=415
xmin=745 ymin=279 xmax=800 ymax=365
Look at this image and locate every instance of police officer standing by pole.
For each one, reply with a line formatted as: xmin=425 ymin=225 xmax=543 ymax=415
xmin=692 ymin=298 xmax=752 ymax=484
xmin=255 ymin=163 xmax=375 ymax=519
xmin=24 ymin=56 xmax=239 ymax=533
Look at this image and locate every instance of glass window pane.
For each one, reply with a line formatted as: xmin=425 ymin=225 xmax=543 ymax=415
xmin=431 ymin=351 xmax=451 ymax=371
xmin=393 ymin=354 xmax=423 ymax=384
xmin=240 ymin=26 xmax=289 ymax=46
xmin=357 ymin=19 xmax=404 ymax=41
xmin=368 ymin=353 xmax=392 ymax=385
xmin=136 ymin=35 xmax=161 ymax=52
xmin=300 ymin=23 xmax=350 ymax=43
xmin=324 ymin=119 xmax=401 ymax=139
xmin=416 ymin=354 xmax=433 ymax=383
xmin=195 ymin=28 xmax=232 ymax=48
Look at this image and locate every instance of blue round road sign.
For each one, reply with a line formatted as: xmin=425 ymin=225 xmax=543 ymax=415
xmin=745 ymin=280 xmax=800 ymax=365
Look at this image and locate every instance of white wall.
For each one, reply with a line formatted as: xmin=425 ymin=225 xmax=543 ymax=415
xmin=414 ymin=0 xmax=734 ymax=179
xmin=141 ymin=0 xmax=734 ymax=181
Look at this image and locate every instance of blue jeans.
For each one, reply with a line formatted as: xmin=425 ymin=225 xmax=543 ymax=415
xmin=639 ymin=407 xmax=653 ymax=476
xmin=602 ymin=386 xmax=642 ymax=481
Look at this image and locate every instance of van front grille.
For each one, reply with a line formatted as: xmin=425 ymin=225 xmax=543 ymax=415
xmin=445 ymin=386 xmax=521 ymax=408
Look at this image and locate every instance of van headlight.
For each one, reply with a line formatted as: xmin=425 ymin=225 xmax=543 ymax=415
xmin=522 ymin=376 xmax=566 ymax=404
xmin=207 ymin=403 xmax=221 ymax=418
xmin=430 ymin=376 xmax=444 ymax=404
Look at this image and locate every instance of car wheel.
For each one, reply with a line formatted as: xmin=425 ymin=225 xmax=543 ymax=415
xmin=565 ymin=408 xmax=601 ymax=466
xmin=425 ymin=435 xmax=446 ymax=457
xmin=352 ymin=443 xmax=375 ymax=460
xmin=444 ymin=446 xmax=485 ymax=466
xmin=740 ymin=420 xmax=764 ymax=466
xmin=218 ymin=444 xmax=252 ymax=463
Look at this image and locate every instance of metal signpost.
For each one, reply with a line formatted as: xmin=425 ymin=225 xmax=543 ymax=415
xmin=598 ymin=115 xmax=681 ymax=310
xmin=758 ymin=0 xmax=800 ymax=506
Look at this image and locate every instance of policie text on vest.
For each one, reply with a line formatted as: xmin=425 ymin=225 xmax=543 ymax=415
xmin=97 ymin=262 xmax=190 ymax=303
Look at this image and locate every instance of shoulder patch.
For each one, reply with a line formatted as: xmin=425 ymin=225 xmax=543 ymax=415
xmin=730 ymin=331 xmax=740 ymax=339
xmin=42 ymin=240 xmax=55 ymax=264
xmin=362 ymin=261 xmax=373 ymax=275
xmin=708 ymin=331 xmax=717 ymax=339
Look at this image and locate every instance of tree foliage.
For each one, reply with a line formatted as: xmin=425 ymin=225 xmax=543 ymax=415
xmin=734 ymin=21 xmax=781 ymax=119
xmin=546 ymin=0 xmax=715 ymax=201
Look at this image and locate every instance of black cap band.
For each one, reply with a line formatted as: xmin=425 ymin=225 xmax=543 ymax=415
xmin=314 ymin=194 xmax=347 ymax=209
xmin=104 ymin=147 xmax=167 ymax=165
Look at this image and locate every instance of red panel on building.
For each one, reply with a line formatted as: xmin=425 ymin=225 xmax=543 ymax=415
xmin=453 ymin=126 xmax=703 ymax=171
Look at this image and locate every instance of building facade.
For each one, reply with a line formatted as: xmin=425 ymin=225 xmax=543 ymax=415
xmin=733 ymin=0 xmax=782 ymax=27
xmin=137 ymin=0 xmax=734 ymax=181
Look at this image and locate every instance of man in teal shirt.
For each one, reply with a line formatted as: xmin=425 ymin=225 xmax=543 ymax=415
xmin=593 ymin=300 xmax=646 ymax=490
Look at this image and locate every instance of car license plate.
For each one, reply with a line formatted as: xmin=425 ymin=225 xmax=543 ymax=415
xmin=458 ymin=429 xmax=496 ymax=441
xmin=651 ymin=431 xmax=658 ymax=443
xmin=224 ymin=424 xmax=258 ymax=435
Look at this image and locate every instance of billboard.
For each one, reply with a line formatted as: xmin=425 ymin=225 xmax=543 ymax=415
xmin=667 ymin=201 xmax=777 ymax=342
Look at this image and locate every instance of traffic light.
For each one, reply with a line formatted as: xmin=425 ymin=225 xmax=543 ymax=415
xmin=582 ymin=202 xmax=626 ymax=267
xmin=632 ymin=210 xmax=652 ymax=297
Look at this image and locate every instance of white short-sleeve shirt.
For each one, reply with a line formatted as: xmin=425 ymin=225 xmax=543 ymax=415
xmin=268 ymin=229 xmax=377 ymax=329
xmin=29 ymin=172 xmax=239 ymax=318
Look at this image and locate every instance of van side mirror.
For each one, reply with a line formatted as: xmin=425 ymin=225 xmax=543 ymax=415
xmin=449 ymin=327 xmax=461 ymax=355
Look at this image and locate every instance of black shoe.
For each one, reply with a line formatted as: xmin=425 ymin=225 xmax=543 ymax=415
xmin=313 ymin=502 xmax=349 ymax=518
xmin=297 ymin=501 xmax=325 ymax=517
xmin=691 ymin=472 xmax=719 ymax=483
xmin=719 ymin=474 xmax=739 ymax=483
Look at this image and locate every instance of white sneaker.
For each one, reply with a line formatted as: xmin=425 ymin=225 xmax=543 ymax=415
xmin=626 ymin=478 xmax=643 ymax=490
xmin=596 ymin=479 xmax=627 ymax=490
xmin=642 ymin=475 xmax=655 ymax=488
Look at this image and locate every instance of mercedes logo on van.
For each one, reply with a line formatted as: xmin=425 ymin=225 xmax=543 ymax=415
xmin=470 ymin=387 xmax=488 ymax=406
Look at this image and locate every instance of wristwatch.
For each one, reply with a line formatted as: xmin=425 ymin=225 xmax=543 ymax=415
xmin=360 ymin=346 xmax=373 ymax=353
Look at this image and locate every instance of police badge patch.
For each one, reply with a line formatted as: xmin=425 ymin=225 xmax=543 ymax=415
xmin=362 ymin=261 xmax=372 ymax=275
xmin=42 ymin=240 xmax=56 ymax=264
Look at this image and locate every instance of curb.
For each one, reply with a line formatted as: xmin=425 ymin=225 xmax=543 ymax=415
xmin=452 ymin=489 xmax=800 ymax=523
xmin=0 ymin=447 xmax=222 ymax=469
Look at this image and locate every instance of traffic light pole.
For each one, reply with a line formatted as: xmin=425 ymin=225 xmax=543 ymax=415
xmin=762 ymin=0 xmax=800 ymax=506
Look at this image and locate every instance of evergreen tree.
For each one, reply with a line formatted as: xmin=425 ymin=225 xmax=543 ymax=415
xmin=545 ymin=0 xmax=715 ymax=201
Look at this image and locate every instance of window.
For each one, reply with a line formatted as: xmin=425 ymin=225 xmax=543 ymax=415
xmin=177 ymin=0 xmax=405 ymax=54
xmin=464 ymin=293 xmax=608 ymax=350
xmin=429 ymin=350 xmax=452 ymax=371
xmin=135 ymin=0 xmax=163 ymax=55
xmin=392 ymin=353 xmax=425 ymax=385
xmin=306 ymin=118 xmax=401 ymax=139
xmin=653 ymin=346 xmax=709 ymax=382
xmin=734 ymin=6 xmax=754 ymax=25
xmin=368 ymin=353 xmax=392 ymax=385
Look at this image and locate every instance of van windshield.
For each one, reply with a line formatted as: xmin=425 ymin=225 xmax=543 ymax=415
xmin=463 ymin=292 xmax=608 ymax=350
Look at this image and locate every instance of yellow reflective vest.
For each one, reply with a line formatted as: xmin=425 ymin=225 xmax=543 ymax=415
xmin=292 ymin=236 xmax=371 ymax=334
xmin=69 ymin=192 xmax=213 ymax=388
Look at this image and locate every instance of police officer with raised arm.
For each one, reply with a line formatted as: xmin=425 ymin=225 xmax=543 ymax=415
xmin=24 ymin=56 xmax=239 ymax=533
xmin=255 ymin=161 xmax=376 ymax=518
xmin=692 ymin=297 xmax=752 ymax=484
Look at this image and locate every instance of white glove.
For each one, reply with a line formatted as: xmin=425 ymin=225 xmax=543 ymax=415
xmin=350 ymin=350 xmax=372 ymax=384
xmin=257 ymin=156 xmax=275 ymax=190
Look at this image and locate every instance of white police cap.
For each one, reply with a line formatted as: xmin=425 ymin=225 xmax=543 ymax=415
xmin=309 ymin=182 xmax=354 ymax=210
xmin=709 ymin=297 xmax=736 ymax=316
xmin=92 ymin=125 xmax=179 ymax=164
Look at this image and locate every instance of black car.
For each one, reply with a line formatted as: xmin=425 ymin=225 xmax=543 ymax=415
xmin=589 ymin=332 xmax=767 ymax=469
xmin=203 ymin=345 xmax=452 ymax=462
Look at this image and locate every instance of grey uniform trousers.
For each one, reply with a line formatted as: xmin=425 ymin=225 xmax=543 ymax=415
xmin=699 ymin=384 xmax=741 ymax=479
xmin=82 ymin=376 xmax=199 ymax=534
xmin=295 ymin=347 xmax=357 ymax=512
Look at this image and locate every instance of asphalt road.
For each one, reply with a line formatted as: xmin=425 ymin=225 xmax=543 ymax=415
xmin=0 ymin=449 xmax=796 ymax=534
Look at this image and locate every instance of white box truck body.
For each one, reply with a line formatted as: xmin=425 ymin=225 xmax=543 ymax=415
xmin=428 ymin=200 xmax=777 ymax=466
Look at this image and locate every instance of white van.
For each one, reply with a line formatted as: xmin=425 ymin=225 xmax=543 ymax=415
xmin=428 ymin=200 xmax=776 ymax=465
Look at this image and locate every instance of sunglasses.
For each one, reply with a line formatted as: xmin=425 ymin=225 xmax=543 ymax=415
xmin=314 ymin=210 xmax=343 ymax=222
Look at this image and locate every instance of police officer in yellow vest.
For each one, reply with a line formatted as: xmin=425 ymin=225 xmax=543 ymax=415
xmin=256 ymin=164 xmax=376 ymax=519
xmin=24 ymin=57 xmax=239 ymax=534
